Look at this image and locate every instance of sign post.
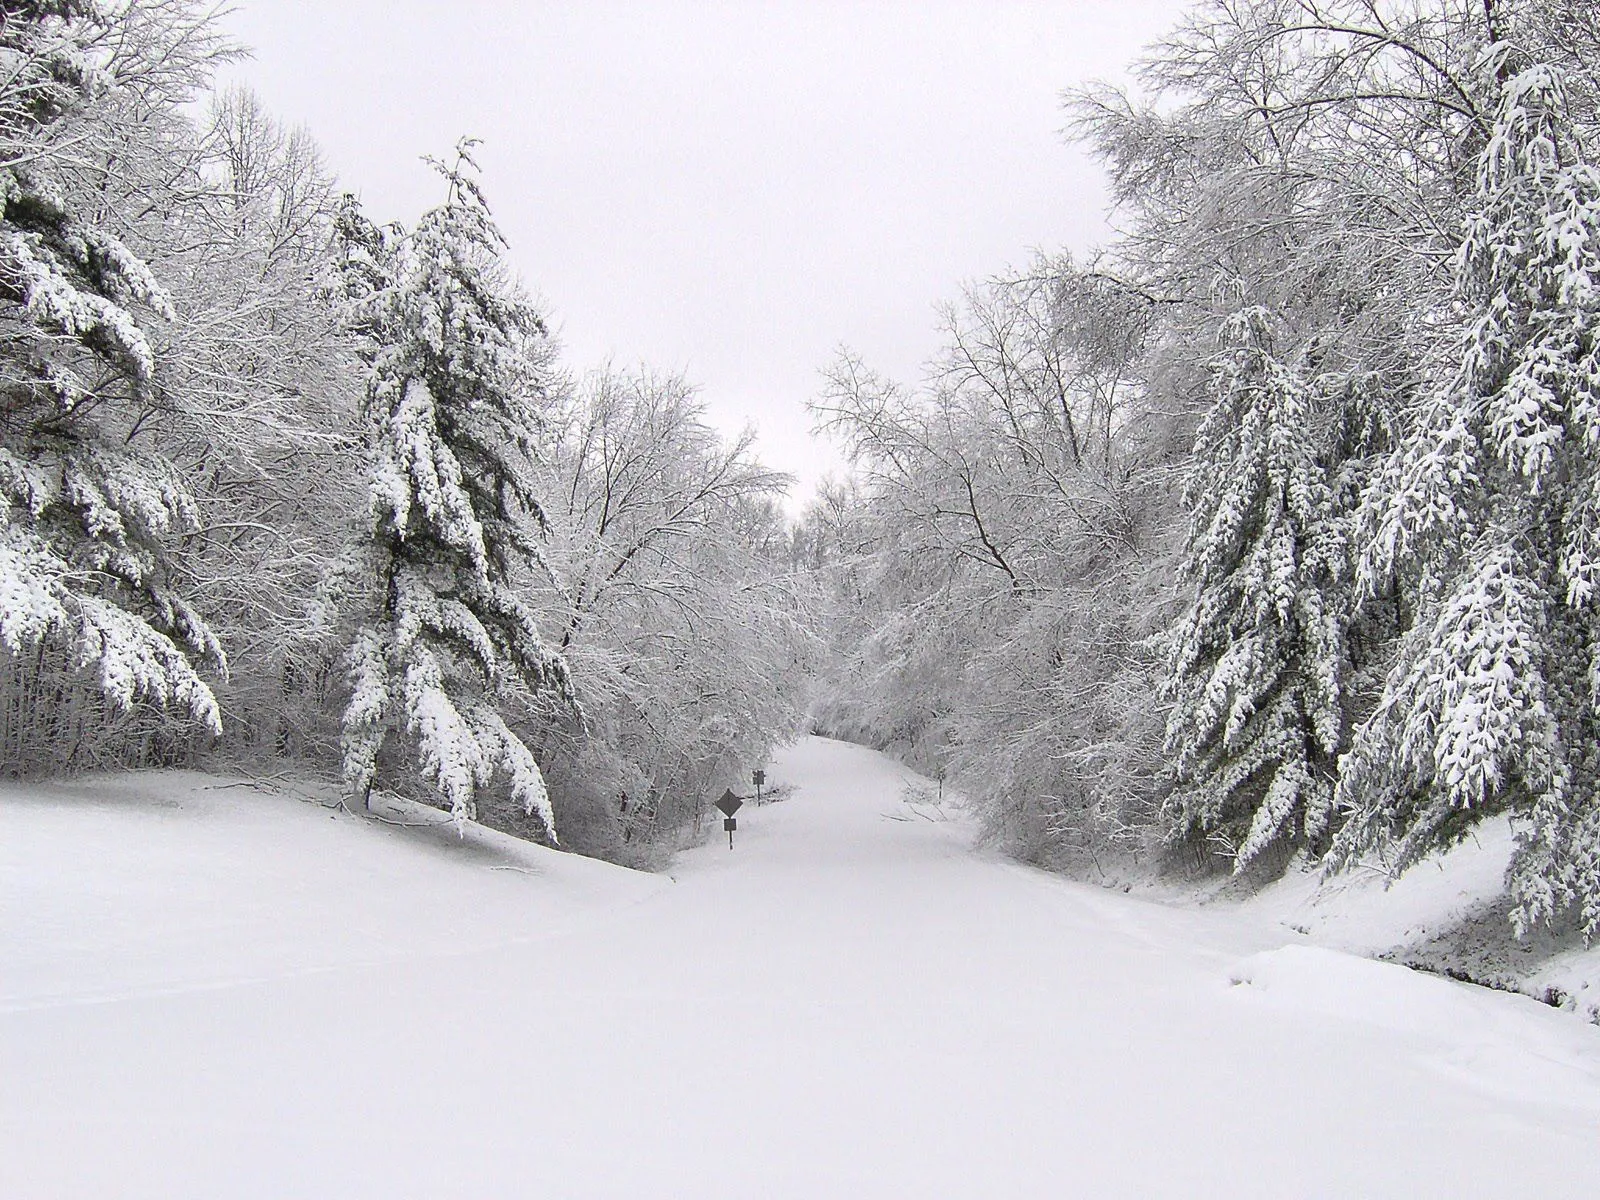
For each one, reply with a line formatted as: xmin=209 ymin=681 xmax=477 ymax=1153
xmin=715 ymin=788 xmax=743 ymax=849
xmin=752 ymin=768 xmax=765 ymax=805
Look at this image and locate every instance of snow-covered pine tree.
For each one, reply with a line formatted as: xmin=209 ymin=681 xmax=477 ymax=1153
xmin=337 ymin=143 xmax=572 ymax=834
xmin=1332 ymin=52 xmax=1600 ymax=938
xmin=1160 ymin=308 xmax=1349 ymax=871
xmin=0 ymin=1 xmax=225 ymax=763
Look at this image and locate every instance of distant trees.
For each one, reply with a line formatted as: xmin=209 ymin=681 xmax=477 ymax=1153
xmin=809 ymin=262 xmax=1167 ymax=865
xmin=535 ymin=368 xmax=812 ymax=859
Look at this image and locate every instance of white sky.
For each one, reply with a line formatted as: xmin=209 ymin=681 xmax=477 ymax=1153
xmin=215 ymin=1 xmax=1189 ymax=510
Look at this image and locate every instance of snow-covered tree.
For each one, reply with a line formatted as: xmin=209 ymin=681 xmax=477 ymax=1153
xmin=0 ymin=1 xmax=228 ymax=766
xmin=1161 ymin=308 xmax=1349 ymax=870
xmin=62 ymin=79 xmax=364 ymax=764
xmin=1333 ymin=53 xmax=1600 ymax=937
xmin=535 ymin=367 xmax=810 ymax=860
xmin=807 ymin=263 xmax=1166 ymax=863
xmin=337 ymin=144 xmax=571 ymax=833
xmin=161 ymin=89 xmax=361 ymax=761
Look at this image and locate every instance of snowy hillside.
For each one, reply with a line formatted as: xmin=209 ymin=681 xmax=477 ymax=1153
xmin=4 ymin=737 xmax=1598 ymax=1197
xmin=1 ymin=771 xmax=665 ymax=1012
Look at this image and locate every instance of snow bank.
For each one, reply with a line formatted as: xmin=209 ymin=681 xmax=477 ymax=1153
xmin=1230 ymin=944 xmax=1600 ymax=1109
xmin=1229 ymin=818 xmax=1600 ymax=1024
xmin=1 ymin=770 xmax=664 ymax=1013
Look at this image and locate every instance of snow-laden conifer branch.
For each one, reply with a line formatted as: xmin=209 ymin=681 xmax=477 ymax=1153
xmin=1160 ymin=306 xmax=1349 ymax=870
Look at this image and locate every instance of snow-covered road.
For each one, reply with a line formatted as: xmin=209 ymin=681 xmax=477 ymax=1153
xmin=4 ymin=737 xmax=1599 ymax=1197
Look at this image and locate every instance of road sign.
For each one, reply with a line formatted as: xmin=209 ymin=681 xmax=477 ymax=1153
xmin=752 ymin=769 xmax=765 ymax=786
xmin=723 ymin=815 xmax=737 ymax=849
xmin=715 ymin=789 xmax=742 ymax=818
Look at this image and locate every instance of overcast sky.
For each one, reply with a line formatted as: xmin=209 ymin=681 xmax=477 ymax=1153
xmin=215 ymin=1 xmax=1189 ymax=509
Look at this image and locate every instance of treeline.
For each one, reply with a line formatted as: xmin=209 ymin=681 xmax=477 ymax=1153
xmin=803 ymin=0 xmax=1600 ymax=937
xmin=0 ymin=1 xmax=812 ymax=863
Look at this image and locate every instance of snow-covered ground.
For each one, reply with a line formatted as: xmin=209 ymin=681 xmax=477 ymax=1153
xmin=1229 ymin=817 xmax=1600 ymax=1023
xmin=4 ymin=738 xmax=1598 ymax=1197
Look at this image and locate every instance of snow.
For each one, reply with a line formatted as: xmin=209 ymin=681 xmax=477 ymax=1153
xmin=1227 ymin=943 xmax=1600 ymax=1112
xmin=5 ymin=738 xmax=1599 ymax=1196
xmin=0 ymin=771 xmax=660 ymax=1011
xmin=1232 ymin=816 xmax=1600 ymax=1026
xmin=1240 ymin=822 xmax=1521 ymax=954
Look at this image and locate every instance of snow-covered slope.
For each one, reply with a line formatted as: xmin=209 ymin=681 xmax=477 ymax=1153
xmin=1229 ymin=818 xmax=1600 ymax=1023
xmin=4 ymin=739 xmax=1598 ymax=1197
xmin=1 ymin=770 xmax=664 ymax=1013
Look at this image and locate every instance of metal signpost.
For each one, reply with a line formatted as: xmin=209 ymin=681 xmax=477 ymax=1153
xmin=715 ymin=788 xmax=742 ymax=849
xmin=752 ymin=768 xmax=765 ymax=805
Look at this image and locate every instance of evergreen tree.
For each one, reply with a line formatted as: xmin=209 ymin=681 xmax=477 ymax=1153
xmin=1161 ymin=308 xmax=1349 ymax=870
xmin=337 ymin=143 xmax=572 ymax=833
xmin=0 ymin=1 xmax=224 ymax=747
xmin=1333 ymin=53 xmax=1600 ymax=938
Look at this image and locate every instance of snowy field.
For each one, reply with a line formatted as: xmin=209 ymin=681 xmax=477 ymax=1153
xmin=4 ymin=737 xmax=1599 ymax=1197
